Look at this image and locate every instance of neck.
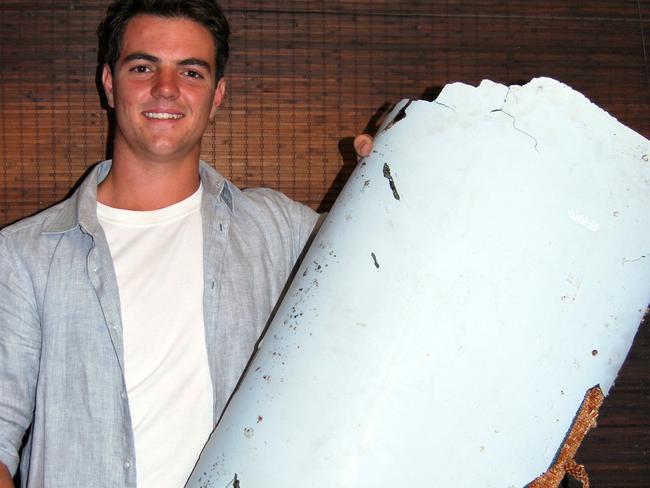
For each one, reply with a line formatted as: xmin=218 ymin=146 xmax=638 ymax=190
xmin=97 ymin=151 xmax=201 ymax=211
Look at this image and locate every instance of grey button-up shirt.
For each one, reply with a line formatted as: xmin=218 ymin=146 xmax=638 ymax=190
xmin=0 ymin=160 xmax=318 ymax=487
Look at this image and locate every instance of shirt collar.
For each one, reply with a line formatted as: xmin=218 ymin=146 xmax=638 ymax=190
xmin=198 ymin=160 xmax=234 ymax=212
xmin=42 ymin=160 xmax=235 ymax=235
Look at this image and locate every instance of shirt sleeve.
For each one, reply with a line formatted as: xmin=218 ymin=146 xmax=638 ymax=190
xmin=240 ymin=187 xmax=320 ymax=262
xmin=0 ymin=233 xmax=41 ymax=475
xmin=292 ymin=198 xmax=321 ymax=256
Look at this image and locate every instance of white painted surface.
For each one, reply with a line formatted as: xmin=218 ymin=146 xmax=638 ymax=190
xmin=187 ymin=78 xmax=650 ymax=488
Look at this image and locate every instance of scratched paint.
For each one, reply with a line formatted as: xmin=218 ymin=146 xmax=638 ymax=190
xmin=186 ymin=78 xmax=650 ymax=488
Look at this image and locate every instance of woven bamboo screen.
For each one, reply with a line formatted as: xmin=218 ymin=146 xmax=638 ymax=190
xmin=1 ymin=1 xmax=649 ymax=485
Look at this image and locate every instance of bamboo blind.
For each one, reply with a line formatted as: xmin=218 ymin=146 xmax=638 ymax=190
xmin=1 ymin=1 xmax=649 ymax=485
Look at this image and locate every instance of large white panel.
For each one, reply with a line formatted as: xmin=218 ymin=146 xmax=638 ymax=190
xmin=187 ymin=78 xmax=650 ymax=488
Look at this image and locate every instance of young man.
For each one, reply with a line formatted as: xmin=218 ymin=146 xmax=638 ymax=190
xmin=0 ymin=1 xmax=372 ymax=487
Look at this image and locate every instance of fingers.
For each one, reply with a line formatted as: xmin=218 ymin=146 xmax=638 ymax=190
xmin=353 ymin=134 xmax=373 ymax=158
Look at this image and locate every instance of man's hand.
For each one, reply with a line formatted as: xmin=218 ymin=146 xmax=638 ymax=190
xmin=353 ymin=134 xmax=373 ymax=159
xmin=0 ymin=463 xmax=14 ymax=488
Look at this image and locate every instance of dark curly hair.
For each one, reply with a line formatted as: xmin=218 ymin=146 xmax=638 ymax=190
xmin=97 ymin=0 xmax=230 ymax=81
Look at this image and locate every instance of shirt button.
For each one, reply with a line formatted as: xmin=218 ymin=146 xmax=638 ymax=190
xmin=124 ymin=460 xmax=131 ymax=469
xmin=120 ymin=391 xmax=127 ymax=399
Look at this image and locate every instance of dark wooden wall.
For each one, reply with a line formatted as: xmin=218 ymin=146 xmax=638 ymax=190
xmin=1 ymin=1 xmax=648 ymax=486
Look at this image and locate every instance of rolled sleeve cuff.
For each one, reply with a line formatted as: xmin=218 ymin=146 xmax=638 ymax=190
xmin=0 ymin=444 xmax=19 ymax=477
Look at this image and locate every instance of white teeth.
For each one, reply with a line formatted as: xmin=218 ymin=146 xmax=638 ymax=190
xmin=144 ymin=112 xmax=183 ymax=120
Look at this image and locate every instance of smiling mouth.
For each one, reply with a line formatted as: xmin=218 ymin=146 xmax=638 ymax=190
xmin=143 ymin=112 xmax=184 ymax=120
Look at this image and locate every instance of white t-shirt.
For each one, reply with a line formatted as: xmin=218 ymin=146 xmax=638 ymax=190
xmin=97 ymin=185 xmax=213 ymax=487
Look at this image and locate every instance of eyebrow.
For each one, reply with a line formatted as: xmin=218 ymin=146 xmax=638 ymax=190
xmin=178 ymin=58 xmax=212 ymax=71
xmin=122 ymin=52 xmax=159 ymax=64
xmin=122 ymin=52 xmax=212 ymax=71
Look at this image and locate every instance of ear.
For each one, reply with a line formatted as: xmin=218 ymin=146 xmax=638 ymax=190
xmin=209 ymin=78 xmax=226 ymax=119
xmin=102 ymin=64 xmax=115 ymax=108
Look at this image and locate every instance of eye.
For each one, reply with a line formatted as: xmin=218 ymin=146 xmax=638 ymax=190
xmin=129 ymin=65 xmax=151 ymax=74
xmin=184 ymin=70 xmax=204 ymax=79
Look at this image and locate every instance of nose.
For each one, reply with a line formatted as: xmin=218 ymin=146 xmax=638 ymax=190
xmin=151 ymin=68 xmax=180 ymax=99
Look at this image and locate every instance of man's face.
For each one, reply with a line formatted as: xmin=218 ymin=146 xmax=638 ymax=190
xmin=102 ymin=14 xmax=225 ymax=164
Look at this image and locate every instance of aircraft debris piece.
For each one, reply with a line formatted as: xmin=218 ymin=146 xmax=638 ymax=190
xmin=187 ymin=78 xmax=650 ymax=488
